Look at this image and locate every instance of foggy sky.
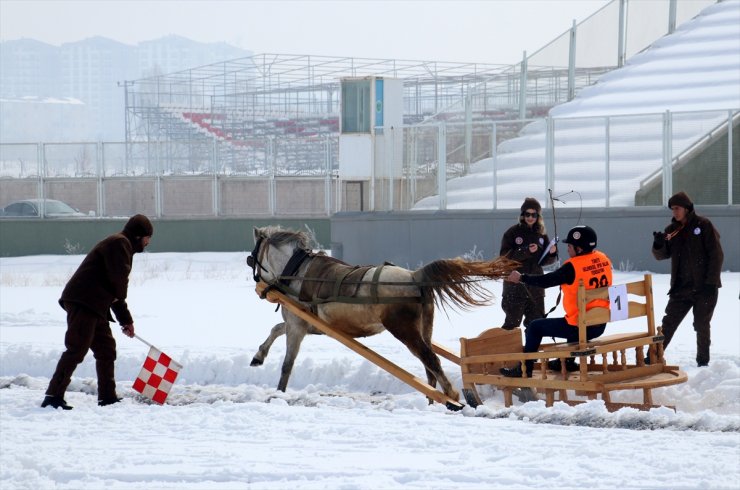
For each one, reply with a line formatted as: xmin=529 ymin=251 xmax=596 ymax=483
xmin=0 ymin=0 xmax=610 ymax=64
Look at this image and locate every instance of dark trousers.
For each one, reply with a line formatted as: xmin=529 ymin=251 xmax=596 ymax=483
xmin=660 ymin=288 xmax=718 ymax=365
xmin=522 ymin=317 xmax=606 ymax=372
xmin=501 ymin=283 xmax=545 ymax=329
xmin=46 ymin=302 xmax=117 ymax=400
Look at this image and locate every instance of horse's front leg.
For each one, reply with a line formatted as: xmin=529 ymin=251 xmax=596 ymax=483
xmin=251 ymin=322 xmax=286 ymax=366
xmin=423 ymin=367 xmax=438 ymax=405
xmin=277 ymin=316 xmax=310 ymax=392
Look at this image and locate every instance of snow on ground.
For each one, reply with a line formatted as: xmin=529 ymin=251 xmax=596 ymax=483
xmin=1 ymin=251 xmax=739 ymax=489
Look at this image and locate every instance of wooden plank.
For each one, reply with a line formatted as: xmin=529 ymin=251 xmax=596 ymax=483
xmin=582 ymin=364 xmax=663 ymax=384
xmin=463 ymin=373 xmax=601 ymax=391
xmin=459 ymin=328 xmax=522 ymax=375
xmin=590 ymin=336 xmax=663 ymax=354
xmin=541 ymin=332 xmax=648 ymax=351
xmin=431 ymin=341 xmax=461 ymax=365
xmin=462 ymin=348 xmax=593 ymax=365
xmin=556 ymin=399 xmax=676 ymax=412
xmin=255 ymin=282 xmax=464 ymax=410
xmin=460 ymin=328 xmax=522 ymax=356
xmin=604 ymin=369 xmax=688 ymax=390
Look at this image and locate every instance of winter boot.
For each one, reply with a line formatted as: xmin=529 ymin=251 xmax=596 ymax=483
xmin=499 ymin=362 xmax=533 ymax=378
xmin=98 ymin=397 xmax=123 ymax=407
xmin=547 ymin=357 xmax=579 ymax=372
xmin=41 ymin=395 xmax=73 ymax=410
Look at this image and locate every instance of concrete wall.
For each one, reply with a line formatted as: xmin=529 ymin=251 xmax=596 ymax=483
xmin=0 ymin=218 xmax=330 ymax=257
xmin=0 ymin=177 xmax=337 ymax=218
xmin=330 ymin=207 xmax=739 ymax=272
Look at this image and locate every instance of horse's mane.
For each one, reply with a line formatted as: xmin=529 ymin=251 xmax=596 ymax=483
xmin=260 ymin=226 xmax=311 ymax=251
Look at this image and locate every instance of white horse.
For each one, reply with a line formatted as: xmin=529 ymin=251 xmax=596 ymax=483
xmin=247 ymin=226 xmax=517 ymax=405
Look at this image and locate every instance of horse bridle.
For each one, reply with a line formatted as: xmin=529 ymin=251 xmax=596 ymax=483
xmin=247 ymin=236 xmax=269 ymax=283
xmin=247 ymin=235 xmax=312 ymax=289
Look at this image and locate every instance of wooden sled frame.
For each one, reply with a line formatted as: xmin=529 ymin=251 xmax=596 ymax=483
xmin=458 ymin=274 xmax=688 ymax=411
xmin=255 ymin=282 xmax=465 ymax=411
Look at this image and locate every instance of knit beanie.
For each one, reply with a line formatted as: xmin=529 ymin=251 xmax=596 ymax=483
xmin=123 ymin=214 xmax=154 ymax=238
xmin=667 ymin=192 xmax=694 ymax=212
xmin=520 ymin=197 xmax=542 ymax=215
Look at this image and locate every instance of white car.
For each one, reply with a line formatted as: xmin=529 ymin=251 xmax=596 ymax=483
xmin=0 ymin=199 xmax=89 ymax=218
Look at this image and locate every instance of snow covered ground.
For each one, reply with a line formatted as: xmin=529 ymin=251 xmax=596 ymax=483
xmin=1 ymin=251 xmax=738 ymax=489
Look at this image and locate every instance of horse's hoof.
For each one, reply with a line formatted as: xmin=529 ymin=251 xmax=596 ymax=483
xmin=250 ymin=358 xmax=263 ymax=366
xmin=445 ymin=401 xmax=465 ymax=412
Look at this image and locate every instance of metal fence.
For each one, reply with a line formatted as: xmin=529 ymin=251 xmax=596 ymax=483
xmin=371 ymin=108 xmax=739 ymax=211
xmin=1 ymin=108 xmax=737 ymax=217
xmin=0 ymin=139 xmax=340 ymax=217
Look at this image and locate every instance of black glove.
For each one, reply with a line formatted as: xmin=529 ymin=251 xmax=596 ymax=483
xmin=652 ymin=231 xmax=665 ymax=248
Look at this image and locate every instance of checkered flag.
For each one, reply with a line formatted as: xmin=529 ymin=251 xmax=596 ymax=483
xmin=132 ymin=338 xmax=183 ymax=405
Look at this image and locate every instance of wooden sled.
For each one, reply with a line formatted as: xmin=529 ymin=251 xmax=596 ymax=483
xmin=255 ymin=282 xmax=465 ymax=411
xmin=458 ymin=274 xmax=688 ymax=412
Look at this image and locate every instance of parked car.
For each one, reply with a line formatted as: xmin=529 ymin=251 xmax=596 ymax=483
xmin=0 ymin=199 xmax=89 ymax=218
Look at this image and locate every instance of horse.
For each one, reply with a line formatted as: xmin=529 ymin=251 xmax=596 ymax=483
xmin=247 ymin=225 xmax=518 ymax=404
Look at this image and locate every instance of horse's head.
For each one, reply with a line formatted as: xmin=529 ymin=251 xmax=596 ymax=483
xmin=248 ymin=226 xmax=312 ymax=284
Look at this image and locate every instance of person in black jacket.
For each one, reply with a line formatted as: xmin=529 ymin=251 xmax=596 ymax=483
xmin=41 ymin=215 xmax=154 ymax=410
xmin=499 ymin=198 xmax=558 ymax=330
xmin=652 ymin=192 xmax=723 ymax=367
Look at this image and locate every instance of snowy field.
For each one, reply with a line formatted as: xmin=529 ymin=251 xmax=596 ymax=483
xmin=1 ymin=251 xmax=739 ymax=489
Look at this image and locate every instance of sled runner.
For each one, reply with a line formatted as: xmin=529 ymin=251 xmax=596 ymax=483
xmin=458 ymin=274 xmax=688 ymax=411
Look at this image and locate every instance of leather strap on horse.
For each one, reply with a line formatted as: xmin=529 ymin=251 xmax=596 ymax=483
xmin=274 ymin=252 xmax=428 ymax=306
xmin=371 ymin=265 xmax=384 ymax=304
xmin=279 ymin=248 xmax=310 ymax=287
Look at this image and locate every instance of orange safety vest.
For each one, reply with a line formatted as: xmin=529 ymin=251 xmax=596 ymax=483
xmin=561 ymin=250 xmax=613 ymax=326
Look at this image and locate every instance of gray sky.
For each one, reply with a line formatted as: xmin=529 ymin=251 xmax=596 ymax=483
xmin=0 ymin=0 xmax=610 ymax=64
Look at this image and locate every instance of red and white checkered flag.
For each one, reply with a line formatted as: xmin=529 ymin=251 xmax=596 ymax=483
xmin=132 ymin=342 xmax=182 ymax=405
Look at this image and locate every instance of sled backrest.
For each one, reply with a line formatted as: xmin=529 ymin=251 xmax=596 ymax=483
xmin=576 ymin=273 xmax=656 ymax=345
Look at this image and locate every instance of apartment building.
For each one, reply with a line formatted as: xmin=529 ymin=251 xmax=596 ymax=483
xmin=0 ymin=36 xmax=250 ymax=142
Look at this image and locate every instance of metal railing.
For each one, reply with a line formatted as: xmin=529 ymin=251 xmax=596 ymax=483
xmin=2 ymin=108 xmax=736 ymax=218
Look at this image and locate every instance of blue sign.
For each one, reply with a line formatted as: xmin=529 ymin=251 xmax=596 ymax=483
xmin=375 ymin=78 xmax=384 ymax=127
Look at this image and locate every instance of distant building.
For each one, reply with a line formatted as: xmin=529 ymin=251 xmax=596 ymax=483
xmin=0 ymin=39 xmax=60 ymax=98
xmin=0 ymin=36 xmax=251 ymax=142
xmin=59 ymin=37 xmax=136 ymax=140
xmin=137 ymin=35 xmax=248 ymax=77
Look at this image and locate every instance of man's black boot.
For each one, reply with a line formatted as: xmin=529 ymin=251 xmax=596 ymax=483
xmin=548 ymin=358 xmax=579 ymax=372
xmin=500 ymin=362 xmax=532 ymax=378
xmin=41 ymin=395 xmax=73 ymax=410
xmin=500 ymin=365 xmax=522 ymax=377
xmin=98 ymin=397 xmax=123 ymax=407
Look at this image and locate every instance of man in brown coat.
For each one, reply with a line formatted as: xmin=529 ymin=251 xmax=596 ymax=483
xmin=42 ymin=214 xmax=154 ymax=410
xmin=652 ymin=192 xmax=723 ymax=367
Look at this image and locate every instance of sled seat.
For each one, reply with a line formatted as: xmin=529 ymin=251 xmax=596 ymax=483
xmin=459 ymin=274 xmax=688 ymax=411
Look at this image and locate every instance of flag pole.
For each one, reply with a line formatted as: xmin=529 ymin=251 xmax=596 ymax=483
xmin=133 ymin=334 xmax=153 ymax=348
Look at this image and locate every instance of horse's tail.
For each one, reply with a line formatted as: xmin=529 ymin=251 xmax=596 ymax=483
xmin=413 ymin=256 xmax=520 ymax=311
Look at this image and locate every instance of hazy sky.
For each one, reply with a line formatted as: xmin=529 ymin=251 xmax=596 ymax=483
xmin=0 ymin=0 xmax=610 ymax=64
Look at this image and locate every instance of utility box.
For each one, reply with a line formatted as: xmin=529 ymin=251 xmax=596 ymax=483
xmin=338 ymin=77 xmax=403 ymax=181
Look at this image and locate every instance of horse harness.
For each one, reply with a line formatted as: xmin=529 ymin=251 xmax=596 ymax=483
xmin=248 ymin=237 xmax=429 ymax=308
